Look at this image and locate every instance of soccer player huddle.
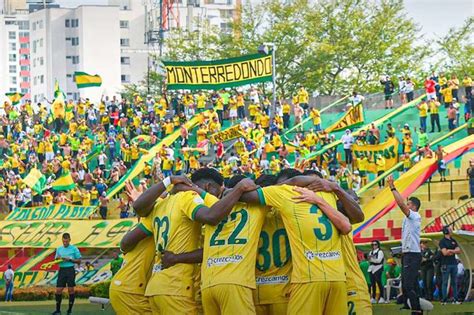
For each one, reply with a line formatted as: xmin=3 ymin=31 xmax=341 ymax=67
xmin=109 ymin=167 xmax=372 ymax=315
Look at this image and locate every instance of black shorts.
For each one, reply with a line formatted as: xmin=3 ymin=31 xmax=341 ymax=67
xmin=57 ymin=267 xmax=76 ymax=288
xmin=385 ymin=94 xmax=392 ymax=101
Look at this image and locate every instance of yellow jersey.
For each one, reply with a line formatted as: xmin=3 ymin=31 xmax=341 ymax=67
xmin=256 ymin=185 xmax=345 ymax=283
xmin=310 ymin=109 xmax=321 ymax=125
xmin=144 ymin=191 xmax=204 ymax=298
xmin=418 ymin=103 xmax=428 ymax=117
xmin=201 ymin=193 xmax=266 ymax=290
xmin=111 ymin=215 xmax=155 ymax=294
xmin=255 ymin=210 xmax=292 ymax=305
xmin=342 ymin=234 xmax=372 ymax=314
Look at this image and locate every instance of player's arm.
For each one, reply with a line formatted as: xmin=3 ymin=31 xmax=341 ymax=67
xmin=120 ymin=225 xmax=151 ymax=254
xmin=387 ymin=175 xmax=410 ymax=217
xmin=194 ymin=179 xmax=257 ymax=225
xmin=161 ymin=249 xmax=203 ymax=269
xmin=292 ymin=187 xmax=352 ymax=235
xmin=132 ymin=176 xmax=193 ymax=217
xmin=284 ymin=175 xmax=364 ymax=223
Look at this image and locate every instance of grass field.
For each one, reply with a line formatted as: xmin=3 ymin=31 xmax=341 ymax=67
xmin=0 ymin=300 xmax=473 ymax=314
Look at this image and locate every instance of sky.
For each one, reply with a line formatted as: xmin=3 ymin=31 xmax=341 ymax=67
xmin=53 ymin=0 xmax=473 ymax=41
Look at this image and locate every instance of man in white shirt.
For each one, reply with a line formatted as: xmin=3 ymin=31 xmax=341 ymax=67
xmin=341 ymin=129 xmax=354 ymax=166
xmin=388 ymin=175 xmax=422 ymax=314
xmin=4 ymin=264 xmax=14 ymax=302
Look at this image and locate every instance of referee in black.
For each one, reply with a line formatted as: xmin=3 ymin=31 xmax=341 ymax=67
xmin=53 ymin=233 xmax=81 ymax=315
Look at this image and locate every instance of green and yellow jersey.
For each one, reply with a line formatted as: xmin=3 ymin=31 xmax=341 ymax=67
xmin=256 ymin=185 xmax=345 ymax=283
xmin=144 ymin=191 xmax=204 ymax=298
xmin=254 ymin=210 xmax=292 ymax=305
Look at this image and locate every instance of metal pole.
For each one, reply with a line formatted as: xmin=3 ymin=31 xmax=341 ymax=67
xmin=271 ymin=46 xmax=276 ymax=117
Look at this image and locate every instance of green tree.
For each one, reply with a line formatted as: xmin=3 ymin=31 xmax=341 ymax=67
xmin=435 ymin=17 xmax=473 ymax=75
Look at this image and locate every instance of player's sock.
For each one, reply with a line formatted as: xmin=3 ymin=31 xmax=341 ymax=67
xmin=55 ymin=294 xmax=62 ymax=312
xmin=68 ymin=294 xmax=75 ymax=312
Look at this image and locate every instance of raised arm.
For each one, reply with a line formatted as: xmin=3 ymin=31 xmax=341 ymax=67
xmin=387 ymin=175 xmax=410 ymax=217
xmin=132 ymin=176 xmax=192 ymax=217
xmin=292 ymin=187 xmax=352 ymax=235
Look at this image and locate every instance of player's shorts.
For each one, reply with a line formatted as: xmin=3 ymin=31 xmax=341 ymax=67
xmin=109 ymin=289 xmax=152 ymax=315
xmin=201 ymin=284 xmax=255 ymax=315
xmin=56 ymin=267 xmax=76 ymax=288
xmin=347 ymin=290 xmax=372 ymax=315
xmin=359 ymin=170 xmax=366 ymax=178
xmin=288 ymin=281 xmax=347 ymax=315
xmin=255 ymin=303 xmax=288 ymax=315
xmin=149 ymin=295 xmax=197 ymax=315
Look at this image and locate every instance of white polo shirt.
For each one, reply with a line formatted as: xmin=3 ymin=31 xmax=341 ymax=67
xmin=402 ymin=210 xmax=421 ymax=253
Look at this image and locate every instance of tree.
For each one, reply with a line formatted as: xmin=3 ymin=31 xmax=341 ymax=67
xmin=435 ymin=17 xmax=473 ymax=76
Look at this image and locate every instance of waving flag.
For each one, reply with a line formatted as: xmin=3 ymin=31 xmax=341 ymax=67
xmin=22 ymin=169 xmax=47 ymax=194
xmin=52 ymin=172 xmax=76 ymax=191
xmin=74 ymin=72 xmax=102 ymax=88
xmin=5 ymin=92 xmax=24 ymax=105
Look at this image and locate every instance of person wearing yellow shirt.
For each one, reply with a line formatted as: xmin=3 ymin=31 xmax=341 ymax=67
xmin=130 ymin=171 xmax=257 ymax=315
xmin=221 ymin=161 xmax=233 ymax=185
xmin=196 ymin=92 xmax=207 ymax=112
xmin=428 ymin=99 xmax=441 ymax=132
xmin=402 ymin=133 xmax=413 ymax=154
xmin=375 ymin=154 xmax=386 ymax=188
xmin=440 ymin=84 xmax=453 ymax=107
xmin=252 ymin=175 xmax=292 ymax=315
xmin=110 ymin=213 xmax=154 ymax=315
xmin=282 ymin=102 xmax=291 ymax=129
xmin=462 ymin=74 xmax=472 ymax=97
xmin=162 ymin=156 xmax=174 ymax=177
xmin=271 ymin=131 xmax=283 ymax=149
xmin=237 ymin=93 xmax=245 ymax=119
xmin=247 ymin=103 xmax=259 ymax=121
xmin=269 ymin=156 xmax=281 ymax=175
xmin=174 ymin=157 xmax=184 ymax=175
xmin=260 ymin=113 xmax=270 ymax=131
xmin=416 ymin=100 xmax=428 ymax=131
xmin=189 ymin=154 xmax=200 ymax=170
xmin=208 ymin=118 xmax=221 ymax=134
xmin=81 ymin=190 xmax=91 ymax=206
xmin=228 ymin=96 xmax=238 ymax=123
xmin=305 ymin=129 xmax=318 ymax=149
xmin=70 ymin=187 xmax=82 ymax=205
xmin=164 ymin=119 xmax=174 ymax=135
xmin=451 ymin=74 xmax=459 ymax=100
xmin=356 ymin=153 xmax=369 ymax=186
xmin=309 ymin=107 xmax=321 ymax=131
xmin=196 ymin=125 xmax=208 ymax=143
xmin=297 ymin=86 xmax=309 ymax=110
xmin=215 ymin=97 xmax=224 ymax=123
xmin=240 ymin=170 xmax=352 ymax=315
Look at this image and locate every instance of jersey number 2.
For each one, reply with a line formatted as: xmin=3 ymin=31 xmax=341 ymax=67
xmin=210 ymin=209 xmax=248 ymax=246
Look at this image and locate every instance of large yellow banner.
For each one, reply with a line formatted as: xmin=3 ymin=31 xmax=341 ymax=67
xmin=6 ymin=204 xmax=96 ymax=221
xmin=0 ymin=219 xmax=136 ymax=248
xmin=209 ymin=125 xmax=245 ymax=144
xmin=353 ymin=137 xmax=399 ymax=173
xmin=163 ymin=53 xmax=273 ymax=90
xmin=325 ymin=103 xmax=364 ymax=133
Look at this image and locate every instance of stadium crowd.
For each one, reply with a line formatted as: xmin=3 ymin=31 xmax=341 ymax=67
xmin=0 ymin=72 xmax=472 ymax=220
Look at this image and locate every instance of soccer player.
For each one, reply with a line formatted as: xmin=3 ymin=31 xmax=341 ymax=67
xmin=52 ymin=233 xmax=81 ymax=315
xmin=240 ymin=169 xmax=352 ymax=315
xmin=133 ymin=169 xmax=257 ymax=315
xmin=253 ymin=175 xmax=292 ymax=315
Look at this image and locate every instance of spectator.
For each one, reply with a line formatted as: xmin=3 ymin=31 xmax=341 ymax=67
xmin=380 ymin=75 xmax=395 ymax=109
xmin=368 ymin=240 xmax=385 ymax=303
xmin=436 ymin=146 xmax=447 ymax=182
xmin=399 ymin=76 xmax=407 ymax=104
xmin=405 ymin=78 xmax=415 ymax=102
xmin=428 ymin=98 xmax=441 ymax=133
xmin=420 ymin=241 xmax=434 ymax=300
xmin=451 ymin=74 xmax=459 ymax=100
xmin=456 ymin=259 xmax=465 ymax=302
xmin=439 ymin=226 xmax=461 ymax=304
xmin=417 ymin=100 xmax=428 ymax=131
xmin=375 ymin=154 xmax=386 ymax=188
xmin=383 ymin=258 xmax=401 ymax=301
xmin=415 ymin=127 xmax=429 ymax=149
xmin=360 ymin=253 xmax=371 ymax=293
xmin=462 ymin=74 xmax=472 ymax=97
xmin=341 ymin=129 xmax=354 ymax=166
xmin=3 ymin=264 xmax=14 ymax=302
xmin=467 ymin=159 xmax=474 ymax=198
xmin=447 ymin=104 xmax=457 ymax=132
xmin=387 ymin=175 xmax=422 ymax=314
xmin=424 ymin=76 xmax=437 ymax=100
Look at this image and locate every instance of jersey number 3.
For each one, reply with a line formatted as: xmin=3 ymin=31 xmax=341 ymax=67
xmin=310 ymin=205 xmax=333 ymax=241
xmin=210 ymin=209 xmax=248 ymax=246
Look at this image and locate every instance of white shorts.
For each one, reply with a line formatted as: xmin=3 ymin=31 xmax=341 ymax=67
xmin=427 ymin=92 xmax=436 ymax=100
xmin=230 ymin=109 xmax=238 ymax=118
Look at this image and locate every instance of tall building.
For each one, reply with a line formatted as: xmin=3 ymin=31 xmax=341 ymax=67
xmin=0 ymin=11 xmax=30 ymax=98
xmin=29 ymin=5 xmax=121 ymax=102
